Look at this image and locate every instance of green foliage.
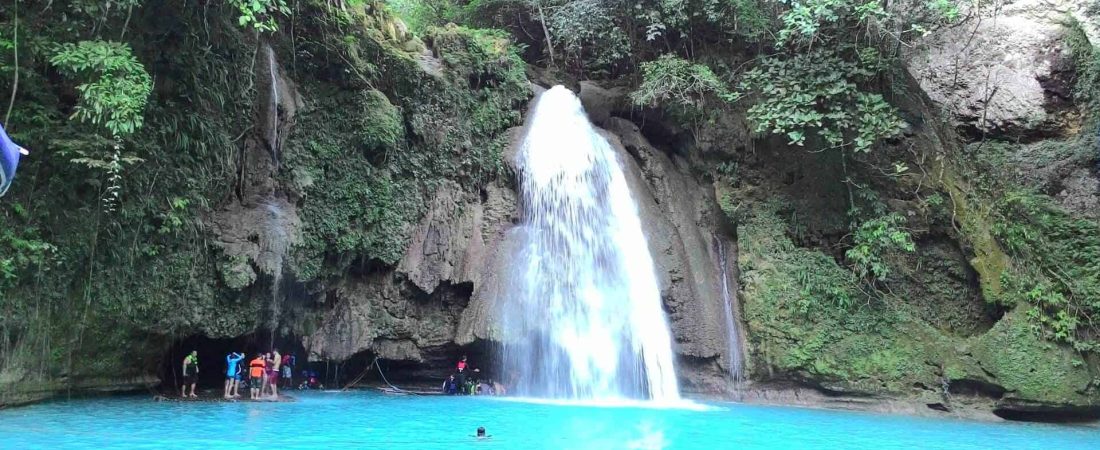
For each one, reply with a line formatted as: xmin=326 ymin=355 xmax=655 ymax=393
xmin=739 ymin=204 xmax=858 ymax=314
xmin=631 ymin=54 xmax=736 ymax=115
xmin=229 ymin=0 xmax=291 ymax=32
xmin=633 ymin=0 xmax=771 ymax=42
xmin=992 ymin=190 xmax=1100 ymax=351
xmin=739 ymin=47 xmax=903 ymax=152
xmin=845 ymin=213 xmax=915 ymax=281
xmin=386 ymin=0 xmax=462 ymax=32
xmin=49 ymin=41 xmax=152 ymax=138
xmin=1065 ymin=16 xmax=1100 ymax=122
xmin=545 ymin=0 xmax=630 ymax=73
xmin=49 ymin=40 xmax=153 ymax=211
xmin=0 ymin=222 xmax=57 ymax=292
xmin=777 ymin=0 xmax=886 ymax=45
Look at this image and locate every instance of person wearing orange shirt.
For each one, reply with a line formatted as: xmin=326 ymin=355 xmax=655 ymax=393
xmin=248 ymin=354 xmax=266 ymax=399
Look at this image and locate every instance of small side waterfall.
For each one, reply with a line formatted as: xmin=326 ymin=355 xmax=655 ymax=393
xmin=500 ymin=86 xmax=679 ymax=401
xmin=260 ymin=201 xmax=290 ymax=346
xmin=265 ymin=45 xmax=280 ymax=165
xmin=713 ymin=236 xmax=744 ymax=381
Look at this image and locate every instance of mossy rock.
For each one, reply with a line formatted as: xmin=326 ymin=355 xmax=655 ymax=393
xmin=970 ymin=306 xmax=1095 ymax=404
xmin=219 ymin=256 xmax=257 ymax=290
xmin=355 ymin=89 xmax=404 ymax=153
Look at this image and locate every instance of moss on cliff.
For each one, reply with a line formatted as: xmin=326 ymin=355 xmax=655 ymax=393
xmin=284 ymin=20 xmax=529 ymax=279
xmin=970 ymin=307 xmax=1094 ymax=403
xmin=737 ymin=194 xmax=1096 ymax=402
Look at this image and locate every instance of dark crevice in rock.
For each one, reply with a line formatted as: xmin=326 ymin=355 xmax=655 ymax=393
xmin=926 ymin=402 xmax=950 ymax=412
xmin=993 ymin=405 xmax=1100 ymax=423
xmin=947 ymin=379 xmax=1007 ymax=400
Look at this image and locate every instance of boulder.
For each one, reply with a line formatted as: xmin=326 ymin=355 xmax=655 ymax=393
xmin=906 ymin=0 xmax=1094 ymax=138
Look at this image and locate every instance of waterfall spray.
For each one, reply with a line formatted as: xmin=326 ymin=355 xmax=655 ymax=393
xmin=499 ymin=86 xmax=680 ymax=401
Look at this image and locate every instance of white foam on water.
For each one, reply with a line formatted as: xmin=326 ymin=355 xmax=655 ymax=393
xmin=491 ymin=396 xmax=722 ymax=412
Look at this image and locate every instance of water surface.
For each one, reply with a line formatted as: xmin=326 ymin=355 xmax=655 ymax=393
xmin=0 ymin=391 xmax=1097 ymax=449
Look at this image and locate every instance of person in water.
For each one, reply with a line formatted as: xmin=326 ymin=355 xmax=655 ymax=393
xmin=474 ymin=427 xmax=490 ymax=439
xmin=181 ymin=351 xmax=199 ymax=398
xmin=0 ymin=123 xmax=29 ymax=197
xmin=224 ymin=352 xmax=244 ymax=399
xmin=249 ymin=353 xmax=266 ymax=399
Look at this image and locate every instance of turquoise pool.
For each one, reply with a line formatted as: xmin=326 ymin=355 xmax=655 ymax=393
xmin=0 ymin=391 xmax=1097 ymax=449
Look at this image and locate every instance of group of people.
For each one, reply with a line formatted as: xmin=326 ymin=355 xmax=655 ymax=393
xmin=177 ymin=349 xmax=298 ymax=400
xmin=442 ymin=355 xmax=506 ymax=396
xmin=243 ymin=350 xmax=296 ymax=399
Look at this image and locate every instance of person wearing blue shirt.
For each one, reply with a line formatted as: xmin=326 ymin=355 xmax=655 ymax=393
xmin=0 ymin=123 xmax=30 ymax=197
xmin=224 ymin=352 xmax=245 ymax=399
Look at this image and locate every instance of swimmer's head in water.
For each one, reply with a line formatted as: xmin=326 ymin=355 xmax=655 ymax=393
xmin=477 ymin=427 xmax=486 ymax=437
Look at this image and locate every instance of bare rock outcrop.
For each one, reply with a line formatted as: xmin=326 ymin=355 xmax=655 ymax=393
xmin=906 ymin=0 xmax=1092 ymax=138
xmin=600 ymin=118 xmax=738 ymax=367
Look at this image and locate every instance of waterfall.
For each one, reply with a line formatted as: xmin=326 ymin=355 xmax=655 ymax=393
xmin=260 ymin=201 xmax=289 ymax=347
xmin=266 ymin=45 xmax=279 ymax=165
xmin=499 ymin=85 xmax=680 ymax=401
xmin=713 ymin=236 xmax=744 ymax=381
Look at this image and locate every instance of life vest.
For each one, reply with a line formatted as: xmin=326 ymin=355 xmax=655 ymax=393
xmin=183 ymin=355 xmax=199 ymax=375
xmin=249 ymin=358 xmax=266 ymax=378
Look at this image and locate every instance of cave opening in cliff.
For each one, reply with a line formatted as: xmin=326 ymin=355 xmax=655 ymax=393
xmin=158 ymin=332 xmax=307 ymax=394
xmin=322 ymin=341 xmax=498 ymax=392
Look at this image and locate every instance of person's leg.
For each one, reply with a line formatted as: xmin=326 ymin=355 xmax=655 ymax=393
xmin=271 ymin=376 xmax=279 ymax=398
xmin=190 ymin=382 xmax=198 ymax=397
xmin=224 ymin=378 xmax=230 ymax=398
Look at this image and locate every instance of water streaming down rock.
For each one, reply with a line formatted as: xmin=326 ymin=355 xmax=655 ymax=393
xmin=499 ymin=86 xmax=680 ymax=401
xmin=265 ymin=45 xmax=280 ymax=166
xmin=259 ymin=201 xmax=290 ymax=347
xmin=713 ymin=236 xmax=744 ymax=381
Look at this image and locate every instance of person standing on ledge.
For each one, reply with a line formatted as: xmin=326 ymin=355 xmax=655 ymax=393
xmin=224 ymin=352 xmax=244 ymax=399
xmin=265 ymin=348 xmax=281 ymax=399
xmin=181 ymin=350 xmax=199 ymax=398
xmin=281 ymin=353 xmax=295 ymax=389
xmin=249 ymin=353 xmax=266 ymax=399
xmin=455 ymin=355 xmax=468 ymax=394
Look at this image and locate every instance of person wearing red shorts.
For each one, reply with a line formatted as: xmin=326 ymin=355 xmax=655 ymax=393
xmin=268 ymin=349 xmax=282 ymax=399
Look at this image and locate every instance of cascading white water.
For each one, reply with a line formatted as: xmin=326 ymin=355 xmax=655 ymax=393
xmin=499 ymin=85 xmax=679 ymax=401
xmin=714 ymin=236 xmax=744 ymax=381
